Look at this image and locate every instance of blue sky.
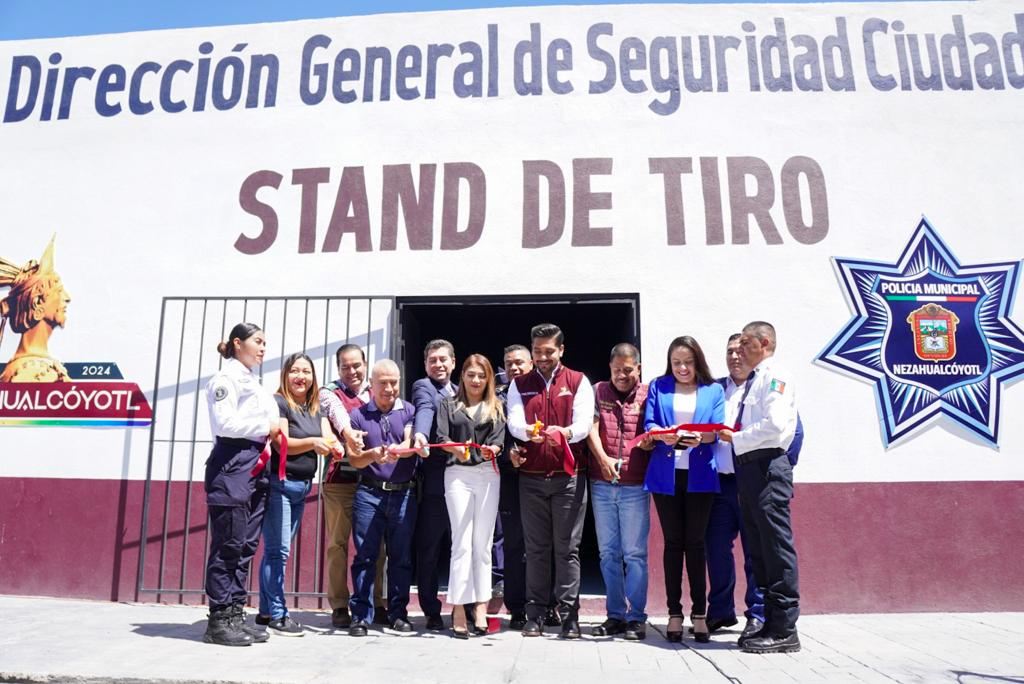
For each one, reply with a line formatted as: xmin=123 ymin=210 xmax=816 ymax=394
xmin=1 ymin=0 xmax=810 ymax=40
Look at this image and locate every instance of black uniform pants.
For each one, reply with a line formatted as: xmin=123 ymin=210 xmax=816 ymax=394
xmin=204 ymin=440 xmax=269 ymax=612
xmin=519 ymin=472 xmax=587 ymax=621
xmin=736 ymin=449 xmax=800 ymax=637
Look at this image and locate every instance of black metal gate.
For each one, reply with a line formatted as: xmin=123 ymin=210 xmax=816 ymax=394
xmin=136 ymin=296 xmax=395 ymax=602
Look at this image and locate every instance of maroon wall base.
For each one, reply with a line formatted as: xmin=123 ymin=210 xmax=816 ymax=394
xmin=1 ymin=477 xmax=1022 ymax=613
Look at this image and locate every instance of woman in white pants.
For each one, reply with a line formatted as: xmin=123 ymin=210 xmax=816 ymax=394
xmin=437 ymin=354 xmax=505 ymax=638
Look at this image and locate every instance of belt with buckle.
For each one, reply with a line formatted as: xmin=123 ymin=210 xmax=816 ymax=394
xmin=734 ymin=447 xmax=784 ymax=467
xmin=359 ymin=474 xmax=417 ymax=492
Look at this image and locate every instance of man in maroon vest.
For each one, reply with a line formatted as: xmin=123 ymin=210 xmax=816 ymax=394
xmin=586 ymin=343 xmax=654 ymax=641
xmin=506 ymin=323 xmax=595 ymax=639
xmin=318 ymin=344 xmax=386 ymax=628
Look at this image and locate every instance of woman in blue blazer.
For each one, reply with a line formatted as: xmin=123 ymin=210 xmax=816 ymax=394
xmin=643 ymin=336 xmax=725 ymax=644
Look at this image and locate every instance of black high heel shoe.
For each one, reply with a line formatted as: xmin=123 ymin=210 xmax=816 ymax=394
xmin=450 ymin=610 xmax=469 ymax=640
xmin=692 ymin=614 xmax=710 ymax=643
xmin=666 ymin=615 xmax=683 ymax=642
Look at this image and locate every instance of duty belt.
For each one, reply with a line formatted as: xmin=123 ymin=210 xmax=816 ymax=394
xmin=359 ymin=473 xmax=417 ymax=492
xmin=734 ymin=447 xmax=785 ymax=467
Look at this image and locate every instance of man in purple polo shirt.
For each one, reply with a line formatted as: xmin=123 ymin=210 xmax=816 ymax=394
xmin=347 ymin=359 xmax=418 ymax=637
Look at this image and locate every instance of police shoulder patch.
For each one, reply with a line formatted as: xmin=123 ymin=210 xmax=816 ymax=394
xmin=213 ymin=384 xmax=229 ymax=401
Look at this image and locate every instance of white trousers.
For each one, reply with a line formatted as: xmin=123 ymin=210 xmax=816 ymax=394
xmin=444 ymin=463 xmax=501 ymax=605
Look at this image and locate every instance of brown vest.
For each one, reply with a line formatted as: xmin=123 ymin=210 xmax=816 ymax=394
xmin=590 ymin=381 xmax=649 ymax=485
xmin=514 ymin=366 xmax=586 ymax=475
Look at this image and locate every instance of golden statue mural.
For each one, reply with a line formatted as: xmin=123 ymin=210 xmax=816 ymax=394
xmin=0 ymin=236 xmax=71 ymax=383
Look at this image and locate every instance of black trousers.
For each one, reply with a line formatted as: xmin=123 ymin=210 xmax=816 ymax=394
xmin=204 ymin=440 xmax=269 ymax=612
xmin=498 ymin=469 xmax=526 ymax=614
xmin=736 ymin=449 xmax=800 ymax=637
xmin=414 ymin=492 xmax=449 ymax=618
xmin=519 ymin=473 xmax=587 ymax=621
xmin=652 ymin=469 xmax=714 ymax=617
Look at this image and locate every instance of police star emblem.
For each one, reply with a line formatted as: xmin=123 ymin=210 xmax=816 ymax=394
xmin=816 ymin=218 xmax=1024 ymax=448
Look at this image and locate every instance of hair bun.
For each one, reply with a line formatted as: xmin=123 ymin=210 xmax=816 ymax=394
xmin=217 ymin=341 xmax=230 ymax=358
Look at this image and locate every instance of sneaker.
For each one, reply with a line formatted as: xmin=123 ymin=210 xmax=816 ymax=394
xmin=267 ymin=615 xmax=304 ymax=637
xmin=591 ymin=617 xmax=627 ymax=637
xmin=331 ymin=607 xmax=352 ymax=629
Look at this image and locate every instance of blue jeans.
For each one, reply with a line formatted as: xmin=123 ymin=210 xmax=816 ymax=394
xmin=706 ymin=474 xmax=765 ymax=622
xmin=590 ymin=480 xmax=650 ymax=622
xmin=350 ymin=483 xmax=418 ymax=624
xmin=258 ymin=477 xmax=311 ymax=619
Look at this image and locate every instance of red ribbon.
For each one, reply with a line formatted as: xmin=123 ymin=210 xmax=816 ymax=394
xmin=251 ymin=432 xmax=289 ymax=480
xmin=624 ymin=423 xmax=731 ymax=452
xmin=544 ymin=427 xmax=576 ymax=476
xmin=388 ymin=441 xmax=501 ymax=473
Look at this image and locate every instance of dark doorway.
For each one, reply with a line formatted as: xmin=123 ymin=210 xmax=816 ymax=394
xmin=395 ymin=293 xmax=641 ymax=597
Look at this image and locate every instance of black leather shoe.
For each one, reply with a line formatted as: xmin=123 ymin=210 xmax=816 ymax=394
xmin=692 ymin=615 xmax=738 ymax=634
xmin=331 ymin=607 xmax=351 ymax=629
xmin=348 ymin=621 xmax=369 ymax=637
xmin=373 ymin=607 xmax=390 ymax=626
xmin=737 ymin=618 xmax=765 ymax=647
xmin=388 ymin=617 xmax=415 ymax=634
xmin=509 ymin=613 xmax=528 ymax=631
xmin=591 ymin=617 xmax=627 ymax=637
xmin=543 ymin=608 xmax=562 ymax=627
xmin=230 ymin=605 xmax=269 ymax=643
xmin=624 ymin=620 xmax=646 ymax=641
xmin=425 ymin=614 xmax=445 ymax=632
xmin=742 ymin=632 xmax=801 ymax=654
xmin=560 ymin=618 xmax=581 ymax=640
xmin=521 ymin=618 xmax=542 ymax=637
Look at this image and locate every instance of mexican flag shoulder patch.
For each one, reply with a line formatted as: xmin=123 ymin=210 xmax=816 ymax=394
xmin=769 ymin=378 xmax=787 ymax=394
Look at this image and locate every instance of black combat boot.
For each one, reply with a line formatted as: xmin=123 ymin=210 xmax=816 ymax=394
xmin=231 ymin=604 xmax=269 ymax=643
xmin=203 ymin=607 xmax=253 ymax=647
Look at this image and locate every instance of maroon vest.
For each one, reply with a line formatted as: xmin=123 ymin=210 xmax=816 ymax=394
xmin=325 ymin=382 xmax=367 ymax=484
xmin=590 ymin=381 xmax=649 ymax=485
xmin=515 ymin=366 xmax=586 ymax=475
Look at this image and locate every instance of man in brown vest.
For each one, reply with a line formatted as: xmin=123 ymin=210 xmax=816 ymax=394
xmin=506 ymin=323 xmax=594 ymax=638
xmin=587 ymin=343 xmax=653 ymax=640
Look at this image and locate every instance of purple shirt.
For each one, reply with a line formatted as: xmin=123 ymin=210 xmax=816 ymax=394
xmin=349 ymin=397 xmax=417 ymax=483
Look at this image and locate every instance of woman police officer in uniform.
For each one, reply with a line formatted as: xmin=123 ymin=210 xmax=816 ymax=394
xmin=203 ymin=322 xmax=280 ymax=646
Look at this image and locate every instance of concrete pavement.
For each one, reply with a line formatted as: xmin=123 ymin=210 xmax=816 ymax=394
xmin=0 ymin=596 xmax=1022 ymax=683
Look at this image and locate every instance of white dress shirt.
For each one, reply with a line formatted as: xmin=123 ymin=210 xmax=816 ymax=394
xmin=206 ymin=358 xmax=278 ymax=441
xmin=714 ymin=376 xmax=747 ymax=474
xmin=506 ymin=366 xmax=594 ymax=443
xmin=731 ymin=356 xmax=798 ymax=456
xmin=672 ymin=390 xmax=696 ymax=470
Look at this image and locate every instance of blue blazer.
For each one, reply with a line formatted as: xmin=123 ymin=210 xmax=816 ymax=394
xmin=411 ymin=377 xmax=457 ymax=496
xmin=643 ymin=376 xmax=725 ymax=495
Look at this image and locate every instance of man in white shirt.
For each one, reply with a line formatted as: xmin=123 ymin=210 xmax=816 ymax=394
xmin=718 ymin=321 xmax=800 ymax=654
xmin=704 ymin=334 xmax=765 ymax=642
